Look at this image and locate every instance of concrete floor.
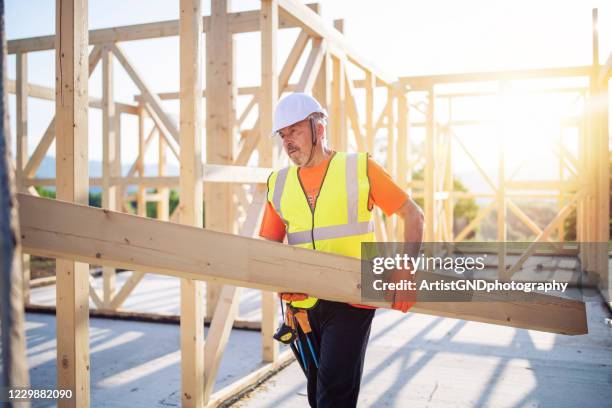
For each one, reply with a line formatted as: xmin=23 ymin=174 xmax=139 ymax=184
xmin=10 ymin=266 xmax=612 ymax=407
xmin=17 ymin=273 xmax=286 ymax=408
xmin=234 ymin=292 xmax=612 ymax=408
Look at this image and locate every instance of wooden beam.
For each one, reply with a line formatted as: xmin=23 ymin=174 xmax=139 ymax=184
xmin=55 ymin=0 xmax=90 ymax=406
xmin=179 ymin=1 xmax=205 ymax=405
xmin=330 ymin=55 xmax=347 ymax=151
xmin=203 ymin=285 xmax=241 ymax=403
xmin=206 ymin=0 xmax=236 ymax=318
xmin=19 ymin=193 xmax=588 ymax=336
xmin=259 ymin=0 xmax=281 ymax=364
xmin=102 ymin=46 xmax=117 ymax=307
xmin=400 ymin=66 xmax=594 ymax=88
xmin=344 ymin=69 xmax=365 ymax=151
xmin=7 ymin=6 xmax=323 ymax=54
xmin=15 ymin=52 xmax=27 ymax=191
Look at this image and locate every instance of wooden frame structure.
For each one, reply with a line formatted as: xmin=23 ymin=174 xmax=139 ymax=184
xmin=4 ymin=1 xmax=609 ymax=407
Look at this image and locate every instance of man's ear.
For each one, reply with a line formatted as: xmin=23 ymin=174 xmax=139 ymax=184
xmin=316 ymin=122 xmax=325 ymax=140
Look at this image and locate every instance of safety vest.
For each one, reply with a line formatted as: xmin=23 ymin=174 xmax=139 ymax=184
xmin=267 ymin=151 xmax=375 ymax=309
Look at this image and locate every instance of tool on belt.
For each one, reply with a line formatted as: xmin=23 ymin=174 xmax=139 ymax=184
xmin=273 ymin=301 xmax=319 ymax=370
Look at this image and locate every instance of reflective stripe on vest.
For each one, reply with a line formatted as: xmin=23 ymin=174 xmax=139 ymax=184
xmin=267 ymin=152 xmax=375 ymax=309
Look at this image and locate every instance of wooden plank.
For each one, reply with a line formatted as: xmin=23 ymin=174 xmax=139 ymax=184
xmin=157 ymin=134 xmax=170 ymax=221
xmin=424 ymin=87 xmax=435 ymax=242
xmin=330 ymin=56 xmax=347 ymax=151
xmin=400 ymin=66 xmax=593 ymax=88
xmin=8 ymin=79 xmax=138 ymax=114
xmin=203 ymin=285 xmax=241 ymax=403
xmin=55 ymin=1 xmax=90 ymax=406
xmin=136 ymin=106 xmax=146 ymax=217
xmin=258 ymin=0 xmax=280 ymax=365
xmin=344 ymin=68 xmax=365 ymax=151
xmin=19 ymin=193 xmax=588 ymax=335
xmin=179 ymin=2 xmax=205 ymax=406
xmin=110 ymin=43 xmax=179 ymax=143
xmin=7 ymin=6 xmax=322 ymax=54
xmin=206 ymin=0 xmax=236 ymax=319
xmin=497 ymin=83 xmax=507 ymax=279
xmin=15 ymin=52 xmax=27 ymax=191
xmin=102 ymin=46 xmax=117 ymax=307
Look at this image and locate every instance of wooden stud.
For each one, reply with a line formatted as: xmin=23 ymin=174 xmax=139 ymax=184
xmin=497 ymin=83 xmax=507 ymax=280
xmin=206 ymin=0 xmax=236 ymax=318
xmin=54 ymin=0 xmax=90 ymax=406
xmin=179 ymin=1 xmax=205 ymax=406
xmin=424 ymin=87 xmax=435 ymax=243
xmin=330 ymin=56 xmax=347 ymax=151
xmin=15 ymin=52 xmax=27 ymax=191
xmin=259 ymin=0 xmax=280 ymax=364
xmin=365 ymin=71 xmax=375 ymax=153
xmin=102 ymin=46 xmax=117 ymax=307
xmin=137 ymin=105 xmax=146 ymax=217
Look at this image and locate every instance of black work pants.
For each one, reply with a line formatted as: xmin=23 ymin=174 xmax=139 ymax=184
xmin=290 ymin=300 xmax=376 ymax=408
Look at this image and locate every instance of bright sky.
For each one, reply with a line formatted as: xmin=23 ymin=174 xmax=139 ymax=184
xmin=5 ymin=0 xmax=611 ymax=189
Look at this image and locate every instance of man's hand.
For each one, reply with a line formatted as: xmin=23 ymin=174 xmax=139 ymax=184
xmin=279 ymin=292 xmax=309 ymax=302
xmin=383 ymin=267 xmax=416 ymax=313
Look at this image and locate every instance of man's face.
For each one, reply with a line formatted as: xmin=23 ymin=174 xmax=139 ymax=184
xmin=278 ymin=118 xmax=314 ymax=166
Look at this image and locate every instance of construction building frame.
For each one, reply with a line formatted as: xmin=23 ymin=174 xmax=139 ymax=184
xmin=3 ymin=1 xmax=610 ymax=407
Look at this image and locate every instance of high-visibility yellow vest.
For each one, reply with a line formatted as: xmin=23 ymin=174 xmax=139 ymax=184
xmin=267 ymin=152 xmax=375 ymax=309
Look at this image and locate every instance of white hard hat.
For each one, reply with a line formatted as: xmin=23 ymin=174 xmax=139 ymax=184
xmin=272 ymin=93 xmax=327 ymax=135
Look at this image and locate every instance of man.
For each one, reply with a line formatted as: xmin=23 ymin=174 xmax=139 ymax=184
xmin=259 ymin=93 xmax=424 ymax=407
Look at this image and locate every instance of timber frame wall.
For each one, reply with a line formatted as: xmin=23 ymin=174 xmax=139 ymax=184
xmin=5 ymin=1 xmax=610 ymax=407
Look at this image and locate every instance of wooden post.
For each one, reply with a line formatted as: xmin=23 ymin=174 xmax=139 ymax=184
xmin=0 ymin=0 xmax=31 ymax=394
xmin=15 ymin=52 xmax=27 ymax=190
xmin=312 ymin=6 xmax=330 ymax=119
xmin=157 ymin=135 xmax=169 ymax=221
xmin=365 ymin=72 xmax=375 ymax=153
xmin=424 ymin=86 xmax=435 ymax=244
xmin=395 ymin=87 xmax=408 ymax=240
xmin=330 ymin=55 xmax=347 ymax=151
xmin=137 ymin=104 xmax=146 ymax=217
xmin=590 ymin=8 xmax=610 ymax=303
xmin=260 ymin=0 xmax=279 ymax=363
xmin=385 ymin=87 xmax=396 ymax=240
xmin=444 ymin=99 xmax=453 ymax=242
xmin=101 ymin=45 xmax=116 ymax=307
xmin=55 ymin=0 xmax=90 ymax=406
xmin=16 ymin=51 xmax=31 ymax=303
xmin=179 ymin=0 xmax=205 ymax=406
xmin=205 ymin=0 xmax=236 ymax=318
xmin=498 ymin=83 xmax=507 ymax=280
